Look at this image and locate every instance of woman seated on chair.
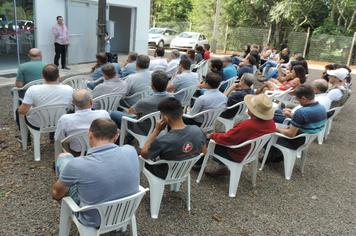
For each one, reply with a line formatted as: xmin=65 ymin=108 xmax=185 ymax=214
xmin=256 ymin=65 xmax=306 ymax=95
xmin=268 ymin=60 xmax=308 ymax=85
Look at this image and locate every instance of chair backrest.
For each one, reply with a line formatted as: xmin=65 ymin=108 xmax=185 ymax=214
xmin=293 ymin=132 xmax=319 ymax=152
xmin=61 ymin=131 xmax=90 ymax=156
xmin=226 ymin=101 xmax=248 ymax=122
xmin=15 ymin=79 xmax=45 ymax=91
xmin=126 ymin=88 xmax=154 ymax=101
xmin=76 ymin=186 xmax=148 ymax=233
xmin=26 ymin=103 xmax=73 ymax=132
xmin=166 ymin=65 xmax=179 ymax=77
xmin=93 ymin=92 xmax=125 ymax=114
xmin=238 ymin=134 xmax=273 ymax=164
xmin=201 ymin=59 xmax=210 ymax=76
xmin=172 ymin=85 xmax=198 ymax=110
xmin=135 ymin=111 xmax=162 ymax=136
xmin=61 ymin=75 xmax=93 ymax=91
xmin=327 ymin=106 xmax=343 ymax=120
xmin=186 ymin=107 xmax=225 ymax=132
xmin=265 ymin=88 xmax=293 ymax=104
xmin=218 ymin=77 xmax=238 ymax=94
xmin=192 ymin=60 xmax=205 ymax=81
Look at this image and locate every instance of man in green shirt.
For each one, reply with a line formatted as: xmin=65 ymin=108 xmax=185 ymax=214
xmin=15 ymin=48 xmax=47 ymax=88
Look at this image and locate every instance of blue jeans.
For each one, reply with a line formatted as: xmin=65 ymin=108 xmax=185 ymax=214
xmin=261 ymin=61 xmax=278 ymax=75
xmin=87 ymin=79 xmax=104 ymax=90
xmin=110 ymin=111 xmax=137 ymax=141
xmin=265 ymin=68 xmax=279 ymax=80
xmin=232 ymin=57 xmax=242 ymax=65
xmin=56 ymin=154 xmax=80 ymax=205
xmin=273 ymin=109 xmax=289 ymax=123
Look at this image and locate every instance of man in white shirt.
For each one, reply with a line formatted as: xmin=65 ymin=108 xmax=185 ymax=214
xmin=166 ymin=58 xmax=199 ymax=101
xmin=91 ymin=64 xmax=127 ymax=110
xmin=183 ymin=72 xmax=227 ymax=126
xmin=55 ymin=89 xmax=110 ymax=155
xmin=327 ymin=68 xmax=349 ymax=108
xmin=165 ymin=49 xmax=180 ymax=78
xmin=17 ymin=64 xmax=73 ymax=143
xmin=148 ymin=47 xmax=168 ymax=71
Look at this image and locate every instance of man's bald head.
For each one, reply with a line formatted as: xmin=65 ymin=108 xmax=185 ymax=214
xmin=29 ymin=48 xmax=42 ymax=60
xmin=311 ymin=79 xmax=328 ymax=94
xmin=72 ymin=89 xmax=92 ymax=109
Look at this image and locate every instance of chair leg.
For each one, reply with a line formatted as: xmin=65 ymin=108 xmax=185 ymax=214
xmin=228 ymin=164 xmax=243 ymax=198
xmin=131 ymin=214 xmax=138 ymax=236
xmin=147 ymin=179 xmax=165 ymax=219
xmin=58 ymin=203 xmax=72 ymax=236
xmin=186 ymin=175 xmax=191 ymax=210
xmin=252 ymin=158 xmax=258 ymax=187
xmin=300 ymin=149 xmax=309 ymax=173
xmin=19 ymin=116 xmax=28 ymax=150
xmin=32 ymin=132 xmax=41 ymax=161
xmin=170 ymin=183 xmax=180 ymax=192
xmin=196 ymin=147 xmax=213 ymax=183
xmin=283 ymin=150 xmax=297 ymax=180
xmin=317 ymin=129 xmax=325 ymax=145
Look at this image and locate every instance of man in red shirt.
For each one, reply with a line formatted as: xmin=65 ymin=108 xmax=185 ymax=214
xmin=203 ymin=93 xmax=276 ymax=176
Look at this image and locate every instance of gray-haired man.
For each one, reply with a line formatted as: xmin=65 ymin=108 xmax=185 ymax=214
xmin=166 ymin=49 xmax=181 ymax=78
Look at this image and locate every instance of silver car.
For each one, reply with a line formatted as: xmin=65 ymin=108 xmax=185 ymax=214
xmin=148 ymin=28 xmax=177 ymax=48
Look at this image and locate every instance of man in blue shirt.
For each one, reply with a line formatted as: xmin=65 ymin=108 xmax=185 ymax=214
xmin=220 ymin=56 xmax=238 ymax=91
xmin=121 ymin=51 xmax=138 ymax=77
xmin=236 ymin=56 xmax=255 ymax=78
xmin=266 ymin=84 xmax=327 ymax=163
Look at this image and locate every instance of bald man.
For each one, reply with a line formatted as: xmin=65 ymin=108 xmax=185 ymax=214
xmin=15 ymin=48 xmax=47 ymax=88
xmin=55 ymin=89 xmax=110 ymax=155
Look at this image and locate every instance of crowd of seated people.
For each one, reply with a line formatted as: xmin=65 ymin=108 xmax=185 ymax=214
xmin=11 ymin=43 xmax=353 ymax=232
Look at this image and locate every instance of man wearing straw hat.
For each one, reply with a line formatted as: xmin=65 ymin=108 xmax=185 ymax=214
xmin=199 ymin=93 xmax=276 ymax=176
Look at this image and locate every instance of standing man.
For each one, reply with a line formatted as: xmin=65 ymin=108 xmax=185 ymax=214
xmin=52 ymin=16 xmax=70 ymax=70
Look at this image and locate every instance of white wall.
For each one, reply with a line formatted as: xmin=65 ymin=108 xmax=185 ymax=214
xmin=34 ymin=0 xmax=150 ymax=64
xmin=34 ymin=0 xmax=66 ymax=64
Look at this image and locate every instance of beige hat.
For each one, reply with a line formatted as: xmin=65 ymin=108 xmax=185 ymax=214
xmin=244 ymin=94 xmax=274 ymax=120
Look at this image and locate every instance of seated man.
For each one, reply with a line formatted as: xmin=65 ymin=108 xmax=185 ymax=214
xmin=91 ymin=64 xmax=127 ymax=110
xmin=141 ymin=97 xmax=207 ymax=179
xmin=111 ymin=71 xmax=174 ymax=140
xmin=327 ymin=68 xmax=351 ymax=108
xmin=87 ymin=53 xmax=122 ymax=90
xmin=17 ymin=64 xmax=73 ymax=143
xmin=121 ymin=51 xmax=138 ymax=77
xmin=122 ymin=54 xmax=152 ymax=107
xmin=200 ymin=94 xmax=276 ymax=176
xmin=183 ymin=72 xmax=227 ymax=126
xmin=274 ymin=79 xmax=331 ymax=123
xmin=199 ymin=59 xmax=225 ymax=94
xmin=55 ymin=89 xmax=110 ymax=156
xmin=52 ymin=118 xmax=139 ymax=227
xmin=220 ymin=73 xmax=255 ymax=119
xmin=260 ymin=47 xmax=290 ymax=77
xmin=236 ymin=56 xmax=255 ymax=78
xmin=148 ymin=47 xmax=168 ymax=71
xmin=166 ymin=58 xmax=199 ymax=101
xmin=266 ymin=84 xmax=327 ymax=163
xmin=260 ymin=44 xmax=272 ymax=65
xmin=165 ymin=49 xmax=181 ymax=78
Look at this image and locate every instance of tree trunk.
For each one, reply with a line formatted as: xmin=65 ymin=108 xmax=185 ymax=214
xmin=347 ymin=9 xmax=356 ymax=31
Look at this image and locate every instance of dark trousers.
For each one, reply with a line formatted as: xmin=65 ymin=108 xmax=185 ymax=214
xmin=54 ymin=43 xmax=67 ymax=68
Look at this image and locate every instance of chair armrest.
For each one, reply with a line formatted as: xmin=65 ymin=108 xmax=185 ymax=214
xmin=282 ymin=118 xmax=292 ymax=125
xmin=139 ymin=155 xmax=169 ymax=165
xmin=273 ymin=132 xmax=308 ymax=140
xmin=62 ymin=197 xmax=81 ymax=212
xmin=122 ymin=115 xmax=140 ymax=123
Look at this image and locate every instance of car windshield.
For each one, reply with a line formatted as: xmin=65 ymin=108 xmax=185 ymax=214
xmin=7 ymin=21 xmax=26 ymax=26
xmin=178 ymin=33 xmax=199 ymax=39
xmin=149 ymin=29 xmax=164 ymax=34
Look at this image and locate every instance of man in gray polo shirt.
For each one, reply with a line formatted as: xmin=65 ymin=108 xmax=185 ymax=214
xmin=122 ymin=54 xmax=152 ymax=107
xmin=91 ymin=63 xmax=127 ymax=110
xmin=166 ymin=58 xmax=199 ymax=101
xmin=111 ymin=71 xmax=174 ymax=141
xmin=52 ymin=118 xmax=139 ymax=228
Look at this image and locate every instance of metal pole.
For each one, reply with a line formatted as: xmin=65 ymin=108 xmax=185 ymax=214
xmin=13 ymin=0 xmax=20 ymax=65
xmin=223 ymin=24 xmax=228 ymax=53
xmin=189 ymin=18 xmax=192 ymax=32
xmin=211 ymin=0 xmax=221 ymax=53
xmin=303 ymin=27 xmax=310 ymax=58
xmin=97 ymin=0 xmax=106 ymax=53
xmin=347 ymin=32 xmax=356 ymax=66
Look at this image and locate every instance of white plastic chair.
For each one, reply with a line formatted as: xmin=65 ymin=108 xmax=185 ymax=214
xmin=61 ymin=75 xmax=93 ymax=91
xmin=171 ymin=85 xmax=199 ymax=112
xmin=196 ymin=134 xmax=273 ymax=197
xmin=93 ymin=92 xmax=125 ymax=114
xmin=265 ymin=88 xmax=293 ymax=110
xmin=118 ymin=88 xmax=153 ymax=113
xmin=318 ymin=106 xmax=343 ymax=145
xmin=201 ymin=59 xmax=210 ymax=76
xmin=166 ymin=64 xmax=179 ymax=78
xmin=260 ymin=132 xmax=320 ymax=180
xmin=54 ymin=131 xmax=91 ymax=160
xmin=216 ymin=101 xmax=248 ymax=132
xmin=59 ymin=186 xmax=149 ymax=236
xmin=139 ymin=154 xmax=203 ymax=219
xmin=218 ymin=76 xmax=238 ymax=94
xmin=19 ymin=103 xmax=73 ymax=161
xmin=183 ymin=107 xmax=225 ymax=133
xmin=119 ymin=111 xmax=161 ymax=148
xmin=12 ymin=79 xmax=45 ymax=120
xmin=87 ymin=77 xmax=104 ymax=91
xmin=192 ymin=59 xmax=205 ymax=81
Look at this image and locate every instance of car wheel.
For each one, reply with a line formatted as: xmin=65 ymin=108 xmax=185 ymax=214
xmin=158 ymin=40 xmax=164 ymax=48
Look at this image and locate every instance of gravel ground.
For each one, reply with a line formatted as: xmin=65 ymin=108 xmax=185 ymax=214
xmin=1 ymin=64 xmax=356 ymax=236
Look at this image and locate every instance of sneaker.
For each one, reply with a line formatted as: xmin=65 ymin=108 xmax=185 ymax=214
xmin=205 ymin=167 xmax=230 ymax=177
xmin=257 ymin=78 xmax=267 ymax=83
xmin=49 ymin=132 xmax=55 ymax=144
xmin=192 ymin=165 xmax=202 ymax=171
xmin=16 ymin=135 xmax=31 ymax=145
xmin=62 ymin=66 xmax=70 ymax=70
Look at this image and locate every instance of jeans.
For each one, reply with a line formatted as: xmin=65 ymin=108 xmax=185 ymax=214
xmin=87 ymin=79 xmax=104 ymax=90
xmin=265 ymin=68 xmax=279 ymax=80
xmin=232 ymin=57 xmax=242 ymax=65
xmin=261 ymin=61 xmax=278 ymax=75
xmin=110 ymin=111 xmax=137 ymax=141
xmin=273 ymin=109 xmax=289 ymax=123
xmin=56 ymin=154 xmax=80 ymax=204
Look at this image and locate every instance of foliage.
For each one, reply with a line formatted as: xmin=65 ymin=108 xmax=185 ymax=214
xmin=314 ymin=20 xmax=347 ymax=36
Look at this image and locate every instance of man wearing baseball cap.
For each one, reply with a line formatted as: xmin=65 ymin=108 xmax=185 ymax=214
xmin=327 ymin=68 xmax=350 ymax=108
xmin=201 ymin=93 xmax=276 ymax=176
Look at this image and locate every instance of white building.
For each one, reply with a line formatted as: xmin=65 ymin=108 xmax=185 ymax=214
xmin=0 ymin=0 xmax=150 ymax=73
